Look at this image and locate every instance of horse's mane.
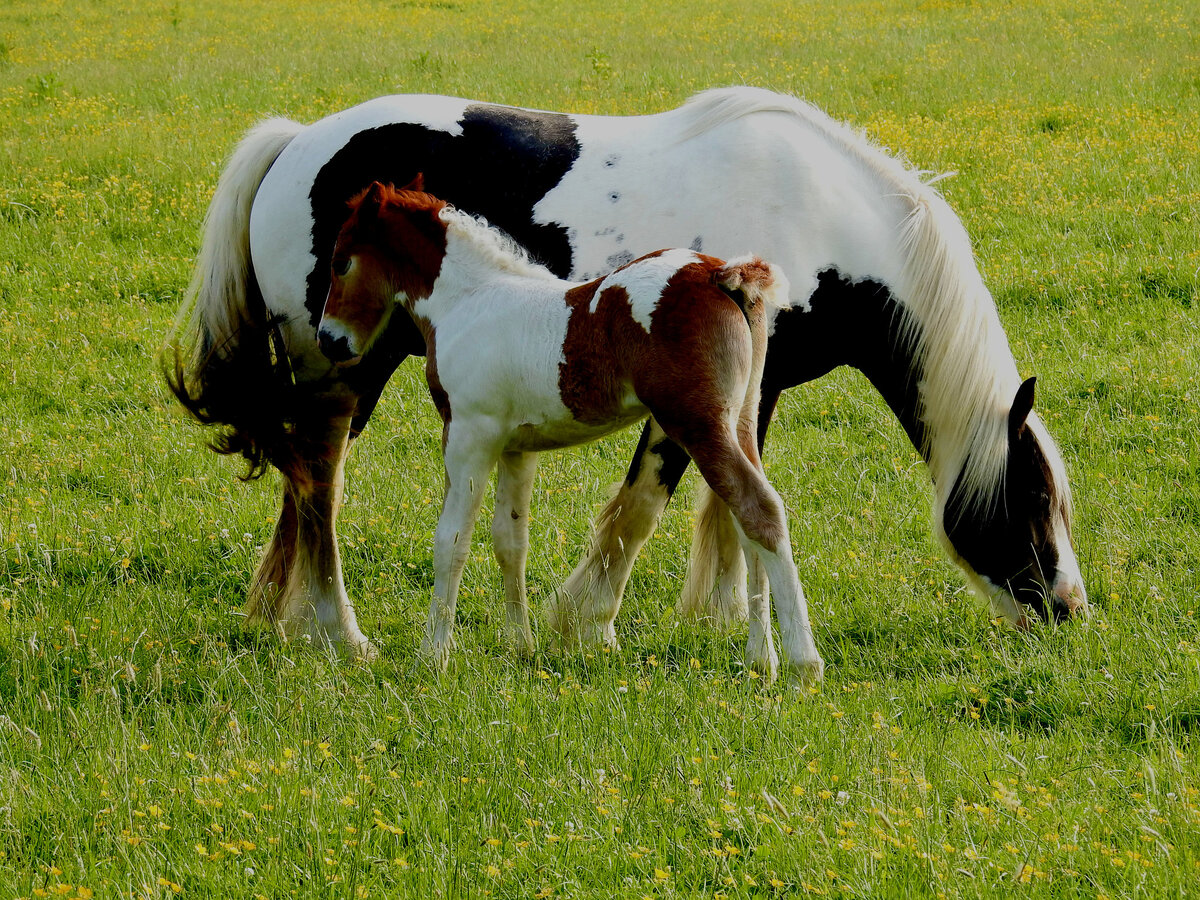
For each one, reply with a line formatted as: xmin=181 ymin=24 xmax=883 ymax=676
xmin=439 ymin=208 xmax=559 ymax=282
xmin=677 ymin=87 xmax=1070 ymax=517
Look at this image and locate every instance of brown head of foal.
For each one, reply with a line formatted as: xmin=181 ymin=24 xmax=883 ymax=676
xmin=318 ymin=177 xmax=447 ymax=365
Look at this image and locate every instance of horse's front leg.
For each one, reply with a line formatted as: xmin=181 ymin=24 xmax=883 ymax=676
xmin=420 ymin=425 xmax=498 ymax=671
xmin=551 ymin=418 xmax=690 ymax=650
xmin=491 ymin=450 xmax=539 ymax=655
xmin=244 ymin=407 xmax=374 ymax=658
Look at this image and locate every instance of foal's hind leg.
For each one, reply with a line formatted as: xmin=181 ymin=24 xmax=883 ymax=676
xmin=551 ymin=419 xmax=689 ymax=650
xmin=679 ymin=387 xmax=785 ymax=626
xmin=680 ymin=432 xmax=823 ymax=685
xmin=743 ymin=549 xmax=778 ymax=681
xmin=491 ymin=451 xmax=539 ymax=655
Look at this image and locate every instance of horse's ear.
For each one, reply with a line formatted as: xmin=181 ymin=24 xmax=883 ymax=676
xmin=399 ymin=172 xmax=425 ymax=193
xmin=1009 ymin=376 xmax=1037 ymax=440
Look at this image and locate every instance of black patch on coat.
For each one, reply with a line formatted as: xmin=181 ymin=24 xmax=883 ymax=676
xmin=606 ymin=250 xmax=634 ymax=269
xmin=623 ymin=422 xmax=692 ymax=495
xmin=767 ymin=268 xmax=1068 ymax=620
xmin=304 ymin=104 xmax=581 ymax=405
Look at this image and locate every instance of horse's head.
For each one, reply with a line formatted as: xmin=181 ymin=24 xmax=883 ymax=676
xmin=318 ymin=176 xmax=447 ymax=366
xmin=939 ymin=377 xmax=1088 ymax=627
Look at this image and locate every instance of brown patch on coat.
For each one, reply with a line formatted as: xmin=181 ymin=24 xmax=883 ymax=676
xmin=557 ymin=251 xmax=785 ymax=553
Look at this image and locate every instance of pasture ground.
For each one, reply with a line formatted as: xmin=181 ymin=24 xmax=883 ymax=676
xmin=1 ymin=0 xmax=1198 ymax=897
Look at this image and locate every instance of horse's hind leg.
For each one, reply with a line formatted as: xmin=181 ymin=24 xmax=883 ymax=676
xmin=491 ymin=450 xmax=539 ymax=655
xmin=743 ymin=548 xmax=778 ymax=681
xmin=246 ymin=483 xmax=298 ymax=625
xmin=550 ymin=419 xmax=689 ymax=650
xmin=679 ymin=386 xmax=783 ymax=626
xmin=678 ymin=484 xmax=748 ymax=628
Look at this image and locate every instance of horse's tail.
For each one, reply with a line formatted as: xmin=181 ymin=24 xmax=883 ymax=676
xmin=165 ymin=117 xmax=304 ymax=478
xmin=714 ymin=255 xmax=791 ymax=436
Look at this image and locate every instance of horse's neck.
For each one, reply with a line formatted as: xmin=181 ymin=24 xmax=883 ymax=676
xmin=774 ymin=269 xmax=930 ymax=459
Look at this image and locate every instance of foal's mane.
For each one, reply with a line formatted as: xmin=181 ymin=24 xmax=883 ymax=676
xmin=439 ymin=207 xmax=559 ymax=282
xmin=677 ymin=87 xmax=1067 ymax=517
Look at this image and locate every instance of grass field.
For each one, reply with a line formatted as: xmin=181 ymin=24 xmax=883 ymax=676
xmin=2 ymin=0 xmax=1199 ymax=897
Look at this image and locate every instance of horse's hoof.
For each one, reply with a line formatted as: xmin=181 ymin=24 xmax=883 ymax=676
xmin=350 ymin=637 xmax=379 ymax=662
xmin=503 ymin=627 xmax=536 ymax=658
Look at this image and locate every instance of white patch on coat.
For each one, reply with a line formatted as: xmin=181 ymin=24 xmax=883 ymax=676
xmin=590 ymin=249 xmax=701 ymax=331
xmin=1050 ymin=515 xmax=1087 ymax=609
xmin=249 ymin=95 xmax=471 ymax=375
xmin=411 ymin=219 xmax=646 ymax=452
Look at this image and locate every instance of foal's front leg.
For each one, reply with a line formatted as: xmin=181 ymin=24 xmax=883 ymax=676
xmin=491 ymin=451 xmax=539 ymax=655
xmin=419 ymin=426 xmax=499 ymax=671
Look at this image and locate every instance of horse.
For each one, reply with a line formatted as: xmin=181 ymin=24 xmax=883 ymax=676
xmin=167 ymin=87 xmax=1087 ymax=660
xmin=316 ymin=179 xmax=822 ymax=681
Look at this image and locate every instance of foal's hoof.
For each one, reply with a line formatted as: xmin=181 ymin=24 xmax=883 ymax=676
xmin=417 ymin=640 xmax=453 ymax=674
xmin=787 ymin=656 xmax=825 ymax=688
xmin=746 ymin=644 xmax=780 ymax=684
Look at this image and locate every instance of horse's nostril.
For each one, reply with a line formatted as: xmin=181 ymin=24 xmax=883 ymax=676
xmin=318 ymin=329 xmax=352 ymax=362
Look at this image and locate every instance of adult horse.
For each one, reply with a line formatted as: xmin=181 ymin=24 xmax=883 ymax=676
xmin=168 ymin=87 xmax=1087 ymax=659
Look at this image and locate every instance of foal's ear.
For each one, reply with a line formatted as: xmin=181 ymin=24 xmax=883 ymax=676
xmin=399 ymin=172 xmax=426 ymax=193
xmin=357 ymin=181 xmax=388 ymax=218
xmin=1008 ymin=376 xmax=1037 ymax=440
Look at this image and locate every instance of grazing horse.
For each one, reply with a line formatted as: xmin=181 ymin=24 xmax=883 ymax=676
xmin=168 ymin=87 xmax=1087 ymax=659
xmin=317 ymin=180 xmax=821 ymax=680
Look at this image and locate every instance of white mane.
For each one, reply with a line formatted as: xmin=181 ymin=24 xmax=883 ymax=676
xmin=678 ymin=87 xmax=1070 ymax=517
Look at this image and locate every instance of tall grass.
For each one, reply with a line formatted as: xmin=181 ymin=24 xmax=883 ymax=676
xmin=1 ymin=0 xmax=1198 ymax=897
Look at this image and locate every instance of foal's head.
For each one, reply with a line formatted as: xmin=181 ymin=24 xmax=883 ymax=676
xmin=318 ymin=177 xmax=447 ymax=366
xmin=940 ymin=377 xmax=1088 ymax=626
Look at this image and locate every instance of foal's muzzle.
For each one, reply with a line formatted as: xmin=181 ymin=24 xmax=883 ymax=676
xmin=317 ymin=327 xmax=360 ymax=366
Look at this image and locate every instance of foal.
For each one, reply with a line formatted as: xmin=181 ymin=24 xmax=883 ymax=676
xmin=318 ymin=180 xmax=823 ymax=683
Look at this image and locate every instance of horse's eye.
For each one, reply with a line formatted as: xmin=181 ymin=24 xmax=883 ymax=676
xmin=332 ymin=257 xmax=351 ymax=278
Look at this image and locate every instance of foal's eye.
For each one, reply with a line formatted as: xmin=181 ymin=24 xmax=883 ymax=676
xmin=332 ymin=257 xmax=351 ymax=278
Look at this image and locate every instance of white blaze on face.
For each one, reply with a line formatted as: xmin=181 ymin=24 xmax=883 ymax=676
xmin=590 ymin=249 xmax=701 ymax=331
xmin=1050 ymin=514 xmax=1088 ymax=614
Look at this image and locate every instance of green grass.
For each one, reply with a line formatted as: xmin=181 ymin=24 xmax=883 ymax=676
xmin=1 ymin=0 xmax=1199 ymax=897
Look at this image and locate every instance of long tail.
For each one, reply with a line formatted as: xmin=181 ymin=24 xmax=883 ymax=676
xmin=679 ymin=256 xmax=790 ymax=622
xmin=165 ymin=117 xmax=304 ymax=478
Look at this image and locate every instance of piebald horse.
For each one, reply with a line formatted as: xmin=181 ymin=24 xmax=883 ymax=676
xmin=318 ymin=179 xmax=820 ymax=680
xmin=168 ymin=87 xmax=1087 ymax=660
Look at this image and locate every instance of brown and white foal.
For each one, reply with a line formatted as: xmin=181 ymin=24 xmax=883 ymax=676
xmin=318 ymin=180 xmax=823 ymax=683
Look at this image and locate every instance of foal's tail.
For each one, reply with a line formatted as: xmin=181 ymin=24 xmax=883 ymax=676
xmin=165 ymin=117 xmax=304 ymax=478
xmin=714 ymin=255 xmax=791 ymax=445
